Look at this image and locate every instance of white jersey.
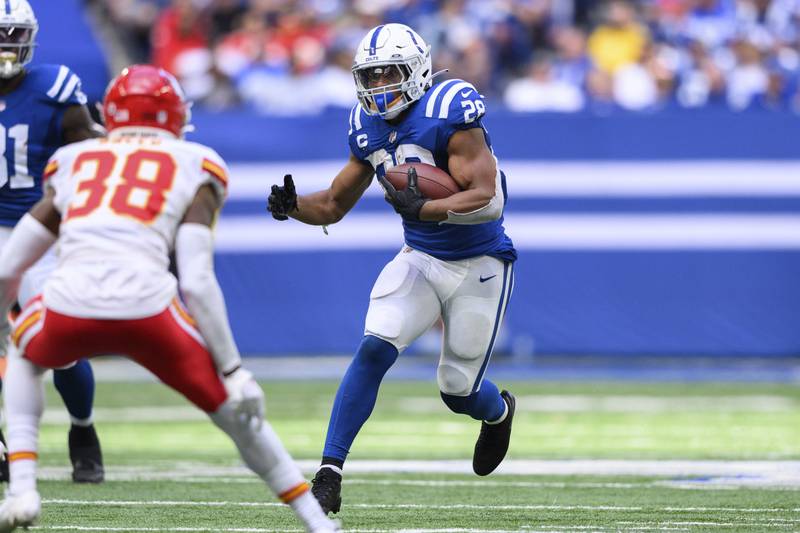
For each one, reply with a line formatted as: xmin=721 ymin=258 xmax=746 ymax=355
xmin=41 ymin=131 xmax=228 ymax=319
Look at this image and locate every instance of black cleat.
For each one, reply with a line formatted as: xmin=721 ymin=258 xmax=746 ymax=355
xmin=472 ymin=390 xmax=515 ymax=476
xmin=69 ymin=425 xmax=104 ymax=483
xmin=0 ymin=427 xmax=8 ymax=483
xmin=311 ymin=467 xmax=342 ymax=515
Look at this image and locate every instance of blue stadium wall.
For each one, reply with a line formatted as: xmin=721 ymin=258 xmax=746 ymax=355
xmin=26 ymin=4 xmax=800 ymax=357
xmin=188 ymin=109 xmax=800 ymax=357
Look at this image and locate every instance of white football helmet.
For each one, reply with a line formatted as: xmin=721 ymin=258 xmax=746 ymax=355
xmin=0 ymin=0 xmax=37 ymax=79
xmin=352 ymin=23 xmax=433 ymax=120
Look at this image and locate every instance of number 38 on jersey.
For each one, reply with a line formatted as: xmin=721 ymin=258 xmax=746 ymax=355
xmin=44 ymin=138 xmax=228 ymax=231
xmin=57 ymin=149 xmax=176 ymax=223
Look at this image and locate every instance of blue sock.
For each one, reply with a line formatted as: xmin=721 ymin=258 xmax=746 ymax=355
xmin=441 ymin=379 xmax=506 ymax=422
xmin=322 ymin=335 xmax=398 ymax=463
xmin=53 ymin=359 xmax=95 ymax=424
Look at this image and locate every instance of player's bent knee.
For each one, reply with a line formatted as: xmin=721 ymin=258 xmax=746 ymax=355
xmin=446 ymin=311 xmax=493 ymax=361
xmin=437 ymin=363 xmax=472 ymax=396
xmin=355 ymin=335 xmax=398 ymax=371
xmin=209 ymin=400 xmax=250 ymax=436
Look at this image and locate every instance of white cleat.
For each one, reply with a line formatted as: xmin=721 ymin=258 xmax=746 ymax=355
xmin=0 ymin=490 xmax=41 ymax=532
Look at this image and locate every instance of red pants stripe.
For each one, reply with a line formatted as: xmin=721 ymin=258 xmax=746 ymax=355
xmin=20 ymin=303 xmax=227 ymax=413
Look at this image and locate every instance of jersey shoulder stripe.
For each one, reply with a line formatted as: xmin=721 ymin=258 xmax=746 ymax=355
xmin=354 ymin=103 xmax=364 ymax=131
xmin=349 ymin=103 xmax=365 ymax=134
xmin=43 ymin=160 xmax=59 ymax=180
xmin=45 ymin=65 xmax=69 ymax=98
xmin=201 ymin=158 xmax=228 ymax=189
xmin=348 ymin=105 xmax=356 ymax=134
xmin=438 ymin=81 xmax=476 ymax=119
xmin=30 ymin=64 xmax=86 ymax=105
xmin=56 ymin=73 xmax=81 ymax=103
xmin=424 ymin=79 xmax=458 ymax=118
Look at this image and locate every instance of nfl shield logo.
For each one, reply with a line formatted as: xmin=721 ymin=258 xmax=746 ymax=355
xmin=388 ymin=131 xmax=397 ymax=144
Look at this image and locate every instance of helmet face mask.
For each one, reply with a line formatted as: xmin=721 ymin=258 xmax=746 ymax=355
xmin=353 ymin=63 xmax=413 ymax=116
xmin=352 ymin=24 xmax=432 ymax=120
xmin=0 ymin=1 xmax=38 ymax=79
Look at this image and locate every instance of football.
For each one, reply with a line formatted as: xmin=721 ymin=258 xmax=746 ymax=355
xmin=384 ymin=163 xmax=461 ymax=200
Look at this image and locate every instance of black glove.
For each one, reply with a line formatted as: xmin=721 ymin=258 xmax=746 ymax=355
xmin=267 ymin=174 xmax=298 ymax=221
xmin=377 ymin=166 xmax=428 ymax=221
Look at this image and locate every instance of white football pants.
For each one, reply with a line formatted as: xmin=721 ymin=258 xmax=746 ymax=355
xmin=364 ymin=246 xmax=514 ymax=397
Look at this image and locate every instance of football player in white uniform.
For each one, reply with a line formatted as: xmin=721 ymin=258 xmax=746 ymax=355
xmin=0 ymin=0 xmax=104 ymax=483
xmin=0 ymin=65 xmax=337 ymax=533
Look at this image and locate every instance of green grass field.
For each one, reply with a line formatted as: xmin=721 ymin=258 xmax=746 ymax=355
xmin=30 ymin=379 xmax=800 ymax=532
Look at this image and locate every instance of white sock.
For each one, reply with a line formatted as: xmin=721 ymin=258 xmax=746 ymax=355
xmin=318 ymin=464 xmax=342 ymax=476
xmin=210 ymin=404 xmax=332 ymax=530
xmin=289 ymin=490 xmax=336 ymax=532
xmin=9 ymin=458 xmax=36 ymax=495
xmin=485 ymin=400 xmax=509 ymax=425
xmin=4 ymin=353 xmax=45 ymax=496
xmin=70 ymin=415 xmax=93 ymax=427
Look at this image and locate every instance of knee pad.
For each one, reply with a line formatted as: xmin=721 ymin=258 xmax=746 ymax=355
xmin=209 ymin=401 xmax=253 ymax=442
xmin=364 ymin=261 xmax=414 ymax=343
xmin=437 ymin=363 xmax=472 ymax=396
xmin=446 ymin=310 xmax=493 ymax=361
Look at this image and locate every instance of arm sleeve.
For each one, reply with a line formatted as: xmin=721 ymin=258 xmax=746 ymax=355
xmin=0 ymin=215 xmax=58 ymax=352
xmin=175 ymin=223 xmax=241 ymax=375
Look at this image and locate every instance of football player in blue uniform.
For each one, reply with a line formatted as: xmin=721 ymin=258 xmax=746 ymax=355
xmin=0 ymin=0 xmax=104 ymax=483
xmin=269 ymin=23 xmax=517 ymax=514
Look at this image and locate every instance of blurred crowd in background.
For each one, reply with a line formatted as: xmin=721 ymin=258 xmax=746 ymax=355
xmin=89 ymin=0 xmax=800 ymax=114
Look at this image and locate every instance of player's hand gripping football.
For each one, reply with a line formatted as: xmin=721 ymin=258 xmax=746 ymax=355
xmin=267 ymin=174 xmax=298 ymax=221
xmin=377 ymin=166 xmax=428 ymax=221
xmin=223 ymin=367 xmax=265 ymax=430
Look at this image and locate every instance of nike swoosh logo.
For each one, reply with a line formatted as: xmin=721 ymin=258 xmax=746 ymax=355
xmin=460 ymin=90 xmax=473 ymax=98
xmin=479 ymin=275 xmax=497 ymax=283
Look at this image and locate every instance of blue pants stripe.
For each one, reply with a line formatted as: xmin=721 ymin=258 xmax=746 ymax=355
xmin=471 ymin=261 xmax=513 ymax=394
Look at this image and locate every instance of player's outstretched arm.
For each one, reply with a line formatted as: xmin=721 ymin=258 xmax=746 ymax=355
xmin=177 ymin=184 xmax=265 ymax=428
xmin=61 ymin=105 xmax=104 ymax=144
xmin=419 ymin=128 xmax=501 ymax=224
xmin=176 ymin=184 xmax=242 ymax=376
xmin=0 ymin=189 xmax=60 ymax=353
xmin=268 ymin=154 xmax=374 ymax=225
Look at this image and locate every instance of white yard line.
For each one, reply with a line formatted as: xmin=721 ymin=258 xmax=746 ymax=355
xmin=28 ymin=528 xmax=680 ymax=533
xmin=36 ymin=459 xmax=800 ymax=489
xmin=39 ymin=394 xmax=798 ymax=425
xmin=292 ymin=460 xmax=800 ymax=478
xmin=40 ymin=499 xmax=800 ymax=513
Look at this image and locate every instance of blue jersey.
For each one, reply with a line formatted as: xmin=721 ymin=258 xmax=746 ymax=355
xmin=348 ymin=78 xmax=516 ymax=262
xmin=0 ymin=64 xmax=87 ymax=227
